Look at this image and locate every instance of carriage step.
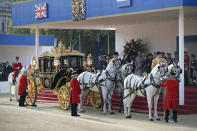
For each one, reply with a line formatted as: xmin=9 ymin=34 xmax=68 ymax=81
xmin=37 ymin=96 xmax=58 ymax=101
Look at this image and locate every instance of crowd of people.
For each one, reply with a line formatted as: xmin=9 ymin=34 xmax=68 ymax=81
xmin=0 ymin=62 xmax=13 ymax=81
xmin=97 ymin=50 xmax=197 ymax=86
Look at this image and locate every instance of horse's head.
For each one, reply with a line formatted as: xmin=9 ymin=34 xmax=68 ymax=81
xmin=122 ymin=62 xmax=134 ymax=76
xmin=111 ymin=59 xmax=122 ymax=72
xmin=20 ymin=66 xmax=28 ymax=76
xmin=152 ymin=62 xmax=168 ymax=81
xmin=168 ymin=63 xmax=182 ymax=80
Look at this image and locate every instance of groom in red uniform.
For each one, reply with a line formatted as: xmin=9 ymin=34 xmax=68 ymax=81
xmin=161 ymin=72 xmax=179 ymax=123
xmin=18 ymin=70 xmax=28 ymax=107
xmin=70 ymin=71 xmax=81 ymax=116
xmin=12 ymin=56 xmax=22 ymax=85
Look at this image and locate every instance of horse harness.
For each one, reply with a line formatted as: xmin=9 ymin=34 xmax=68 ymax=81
xmin=122 ymin=73 xmax=161 ymax=101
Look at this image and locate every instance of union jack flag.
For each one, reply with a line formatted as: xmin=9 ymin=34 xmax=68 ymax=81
xmin=35 ymin=3 xmax=48 ymax=19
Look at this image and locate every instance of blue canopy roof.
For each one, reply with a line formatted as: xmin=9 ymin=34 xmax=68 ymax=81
xmin=0 ymin=34 xmax=54 ymax=46
xmin=12 ymin=0 xmax=197 ymax=27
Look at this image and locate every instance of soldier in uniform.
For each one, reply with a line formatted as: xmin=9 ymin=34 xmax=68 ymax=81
xmin=121 ymin=51 xmax=131 ymax=65
xmin=12 ymin=57 xmax=23 ymax=85
xmin=142 ymin=53 xmax=153 ymax=74
xmin=18 ymin=70 xmax=28 ymax=107
xmin=167 ymin=53 xmax=173 ymax=65
xmin=151 ymin=51 xmax=167 ymax=69
xmin=190 ymin=54 xmax=197 ymax=85
xmin=113 ymin=52 xmax=119 ymax=61
xmin=70 ymin=72 xmax=81 ymax=116
xmin=161 ymin=72 xmax=179 ymax=123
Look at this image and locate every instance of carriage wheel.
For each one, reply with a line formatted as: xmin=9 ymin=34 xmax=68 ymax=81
xmin=58 ymin=85 xmax=70 ymax=110
xmin=26 ymin=76 xmax=37 ymax=106
xmin=89 ymin=91 xmax=101 ymax=108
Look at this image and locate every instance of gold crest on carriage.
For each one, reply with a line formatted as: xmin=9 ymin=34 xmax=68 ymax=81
xmin=72 ymin=0 xmax=86 ymax=21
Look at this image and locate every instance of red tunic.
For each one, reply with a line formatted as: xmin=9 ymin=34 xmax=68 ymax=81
xmin=70 ymin=78 xmax=81 ymax=104
xmin=18 ymin=75 xmax=28 ymax=96
xmin=12 ymin=62 xmax=22 ymax=78
xmin=161 ymin=80 xmax=179 ymax=110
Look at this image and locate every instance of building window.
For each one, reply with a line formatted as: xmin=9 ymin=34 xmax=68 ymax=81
xmin=2 ymin=23 xmax=5 ymax=32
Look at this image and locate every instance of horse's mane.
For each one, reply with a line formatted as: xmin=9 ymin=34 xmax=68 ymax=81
xmin=149 ymin=64 xmax=160 ymax=76
xmin=105 ymin=61 xmax=113 ymax=71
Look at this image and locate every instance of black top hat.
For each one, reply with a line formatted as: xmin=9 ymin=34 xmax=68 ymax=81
xmin=71 ymin=71 xmax=78 ymax=77
xmin=113 ymin=52 xmax=119 ymax=56
xmin=170 ymin=71 xmax=176 ymax=76
xmin=147 ymin=53 xmax=153 ymax=57
xmin=156 ymin=51 xmax=161 ymax=55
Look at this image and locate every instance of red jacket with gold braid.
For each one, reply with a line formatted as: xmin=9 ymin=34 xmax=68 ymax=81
xmin=18 ymin=75 xmax=28 ymax=96
xmin=70 ymin=78 xmax=81 ymax=104
xmin=12 ymin=62 xmax=22 ymax=78
xmin=161 ymin=80 xmax=179 ymax=110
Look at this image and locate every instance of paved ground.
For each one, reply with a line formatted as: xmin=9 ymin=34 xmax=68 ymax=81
xmin=0 ymin=94 xmax=197 ymax=131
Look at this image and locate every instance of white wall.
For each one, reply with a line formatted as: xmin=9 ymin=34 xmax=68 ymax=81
xmin=115 ymin=19 xmax=197 ymax=57
xmin=0 ymin=45 xmax=53 ymax=66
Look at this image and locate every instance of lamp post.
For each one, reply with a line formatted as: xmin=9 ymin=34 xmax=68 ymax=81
xmin=32 ymin=56 xmax=37 ymax=71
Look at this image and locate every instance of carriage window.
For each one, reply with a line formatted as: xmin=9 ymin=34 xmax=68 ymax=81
xmin=70 ymin=58 xmax=77 ymax=68
xmin=44 ymin=58 xmax=50 ymax=72
xmin=51 ymin=59 xmax=55 ymax=72
xmin=39 ymin=59 xmax=42 ymax=72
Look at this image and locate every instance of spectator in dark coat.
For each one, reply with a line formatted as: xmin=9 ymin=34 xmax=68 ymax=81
xmin=142 ymin=53 xmax=153 ymax=73
xmin=5 ymin=62 xmax=13 ymax=81
xmin=98 ymin=56 xmax=104 ymax=72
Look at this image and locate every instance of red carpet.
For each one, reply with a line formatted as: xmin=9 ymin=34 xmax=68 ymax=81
xmin=37 ymin=86 xmax=197 ymax=115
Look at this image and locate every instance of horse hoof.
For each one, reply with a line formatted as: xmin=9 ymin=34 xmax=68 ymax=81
xmin=149 ymin=118 xmax=154 ymax=121
xmin=156 ymin=118 xmax=160 ymax=121
xmin=9 ymin=99 xmax=12 ymax=101
xmin=126 ymin=115 xmax=132 ymax=119
xmin=110 ymin=112 xmax=115 ymax=115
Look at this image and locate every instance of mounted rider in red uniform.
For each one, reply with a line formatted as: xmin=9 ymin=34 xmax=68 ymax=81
xmin=12 ymin=56 xmax=23 ymax=85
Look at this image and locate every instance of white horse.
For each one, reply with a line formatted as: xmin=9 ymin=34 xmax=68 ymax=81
xmin=78 ymin=59 xmax=122 ymax=114
xmin=8 ymin=67 xmax=27 ymax=101
xmin=114 ymin=63 xmax=134 ymax=112
xmin=123 ymin=63 xmax=168 ymax=120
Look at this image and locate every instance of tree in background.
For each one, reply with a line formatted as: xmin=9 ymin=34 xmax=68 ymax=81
xmin=8 ymin=26 xmax=115 ymax=65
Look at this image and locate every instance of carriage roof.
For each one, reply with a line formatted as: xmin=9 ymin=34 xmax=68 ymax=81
xmin=38 ymin=42 xmax=85 ymax=58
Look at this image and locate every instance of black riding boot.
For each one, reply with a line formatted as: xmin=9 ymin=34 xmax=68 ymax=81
xmin=173 ymin=110 xmax=178 ymax=123
xmin=164 ymin=110 xmax=169 ymax=122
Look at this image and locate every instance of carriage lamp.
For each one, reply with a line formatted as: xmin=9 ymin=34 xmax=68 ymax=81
xmin=54 ymin=56 xmax=60 ymax=72
xmin=32 ymin=56 xmax=37 ymax=70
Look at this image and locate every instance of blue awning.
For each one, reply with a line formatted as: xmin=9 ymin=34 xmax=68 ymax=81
xmin=0 ymin=34 xmax=54 ymax=46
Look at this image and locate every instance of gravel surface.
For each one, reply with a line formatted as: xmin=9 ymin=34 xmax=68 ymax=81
xmin=0 ymin=93 xmax=197 ymax=131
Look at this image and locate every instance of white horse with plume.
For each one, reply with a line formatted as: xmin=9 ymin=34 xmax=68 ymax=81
xmin=8 ymin=67 xmax=27 ymax=101
xmin=123 ymin=63 xmax=168 ymax=120
xmin=77 ymin=59 xmax=122 ymax=114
